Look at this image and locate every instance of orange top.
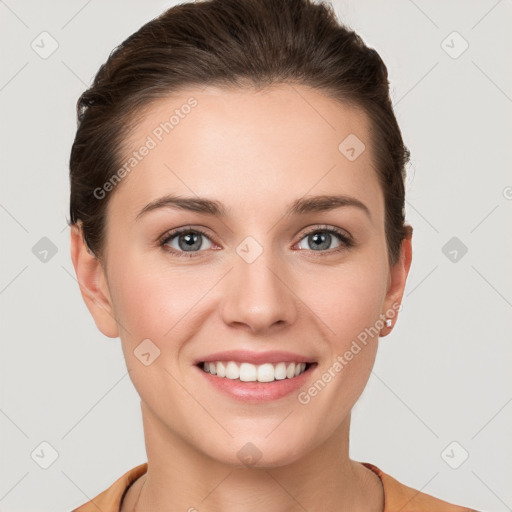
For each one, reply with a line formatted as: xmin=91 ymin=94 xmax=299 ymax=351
xmin=72 ymin=461 xmax=479 ymax=512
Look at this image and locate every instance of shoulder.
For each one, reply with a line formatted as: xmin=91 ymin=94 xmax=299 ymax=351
xmin=71 ymin=462 xmax=148 ymax=512
xmin=362 ymin=462 xmax=480 ymax=512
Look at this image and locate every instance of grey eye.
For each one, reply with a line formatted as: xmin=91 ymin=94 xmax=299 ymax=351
xmin=164 ymin=231 xmax=213 ymax=252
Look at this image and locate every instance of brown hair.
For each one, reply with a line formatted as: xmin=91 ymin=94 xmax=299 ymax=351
xmin=69 ymin=0 xmax=412 ymax=266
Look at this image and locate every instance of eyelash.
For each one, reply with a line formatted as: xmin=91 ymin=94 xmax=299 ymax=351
xmin=158 ymin=225 xmax=353 ymax=259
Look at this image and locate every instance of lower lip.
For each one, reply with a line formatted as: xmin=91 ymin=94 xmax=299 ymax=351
xmin=195 ymin=364 xmax=317 ymax=403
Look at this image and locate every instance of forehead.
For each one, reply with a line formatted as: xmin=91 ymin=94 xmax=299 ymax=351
xmin=109 ymin=84 xmax=383 ymax=223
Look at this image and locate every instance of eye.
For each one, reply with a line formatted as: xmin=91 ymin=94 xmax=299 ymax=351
xmin=296 ymin=226 xmax=353 ymax=254
xmin=160 ymin=227 xmax=215 ymax=258
xmin=159 ymin=225 xmax=353 ymax=259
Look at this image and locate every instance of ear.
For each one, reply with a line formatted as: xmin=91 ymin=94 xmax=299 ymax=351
xmin=70 ymin=223 xmax=119 ymax=338
xmin=380 ymin=225 xmax=413 ymax=337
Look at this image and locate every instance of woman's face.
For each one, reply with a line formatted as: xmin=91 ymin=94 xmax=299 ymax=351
xmin=76 ymin=84 xmax=411 ymax=467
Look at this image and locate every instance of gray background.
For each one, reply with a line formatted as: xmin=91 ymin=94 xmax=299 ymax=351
xmin=1 ymin=1 xmax=511 ymax=511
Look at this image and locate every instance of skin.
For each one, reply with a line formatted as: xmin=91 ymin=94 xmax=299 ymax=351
xmin=71 ymin=83 xmax=412 ymax=512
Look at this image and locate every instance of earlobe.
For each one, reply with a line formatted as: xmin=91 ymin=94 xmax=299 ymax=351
xmin=70 ymin=224 xmax=119 ymax=339
xmin=380 ymin=227 xmax=413 ymax=337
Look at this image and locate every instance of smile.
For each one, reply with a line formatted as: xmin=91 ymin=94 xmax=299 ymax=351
xmin=200 ymin=361 xmax=311 ymax=382
xmin=196 ymin=359 xmax=318 ymax=402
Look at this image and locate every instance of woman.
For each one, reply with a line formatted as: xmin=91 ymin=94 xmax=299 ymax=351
xmin=68 ymin=0 xmax=480 ymax=510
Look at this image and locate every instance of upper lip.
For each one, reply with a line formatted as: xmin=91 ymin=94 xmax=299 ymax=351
xmin=194 ymin=350 xmax=315 ymax=365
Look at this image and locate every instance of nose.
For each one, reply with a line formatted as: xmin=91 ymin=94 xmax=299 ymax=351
xmin=220 ymin=246 xmax=298 ymax=334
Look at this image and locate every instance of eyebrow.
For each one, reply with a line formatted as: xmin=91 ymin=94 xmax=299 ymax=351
xmin=135 ymin=193 xmax=372 ymax=221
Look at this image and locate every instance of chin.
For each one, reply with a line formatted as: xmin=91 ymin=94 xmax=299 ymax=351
xmin=203 ymin=434 xmax=310 ymax=469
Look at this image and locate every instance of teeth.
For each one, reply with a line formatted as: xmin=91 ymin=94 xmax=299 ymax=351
xmin=202 ymin=361 xmax=308 ymax=382
xmin=225 ymin=361 xmax=239 ymax=379
xmin=274 ymin=362 xmax=287 ymax=380
xmin=216 ymin=361 xmax=226 ymax=378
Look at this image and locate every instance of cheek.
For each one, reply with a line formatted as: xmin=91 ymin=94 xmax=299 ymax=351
xmin=313 ymin=260 xmax=388 ymax=350
xmin=107 ymin=252 xmax=188 ymax=335
xmin=299 ymin=270 xmax=385 ymax=425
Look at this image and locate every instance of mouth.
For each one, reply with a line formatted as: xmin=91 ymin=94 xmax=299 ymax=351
xmin=193 ymin=350 xmax=318 ymax=402
xmin=194 ymin=357 xmax=318 ymax=402
xmin=196 ymin=360 xmax=316 ymax=383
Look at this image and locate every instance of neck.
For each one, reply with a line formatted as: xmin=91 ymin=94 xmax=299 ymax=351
xmin=125 ymin=401 xmax=383 ymax=512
